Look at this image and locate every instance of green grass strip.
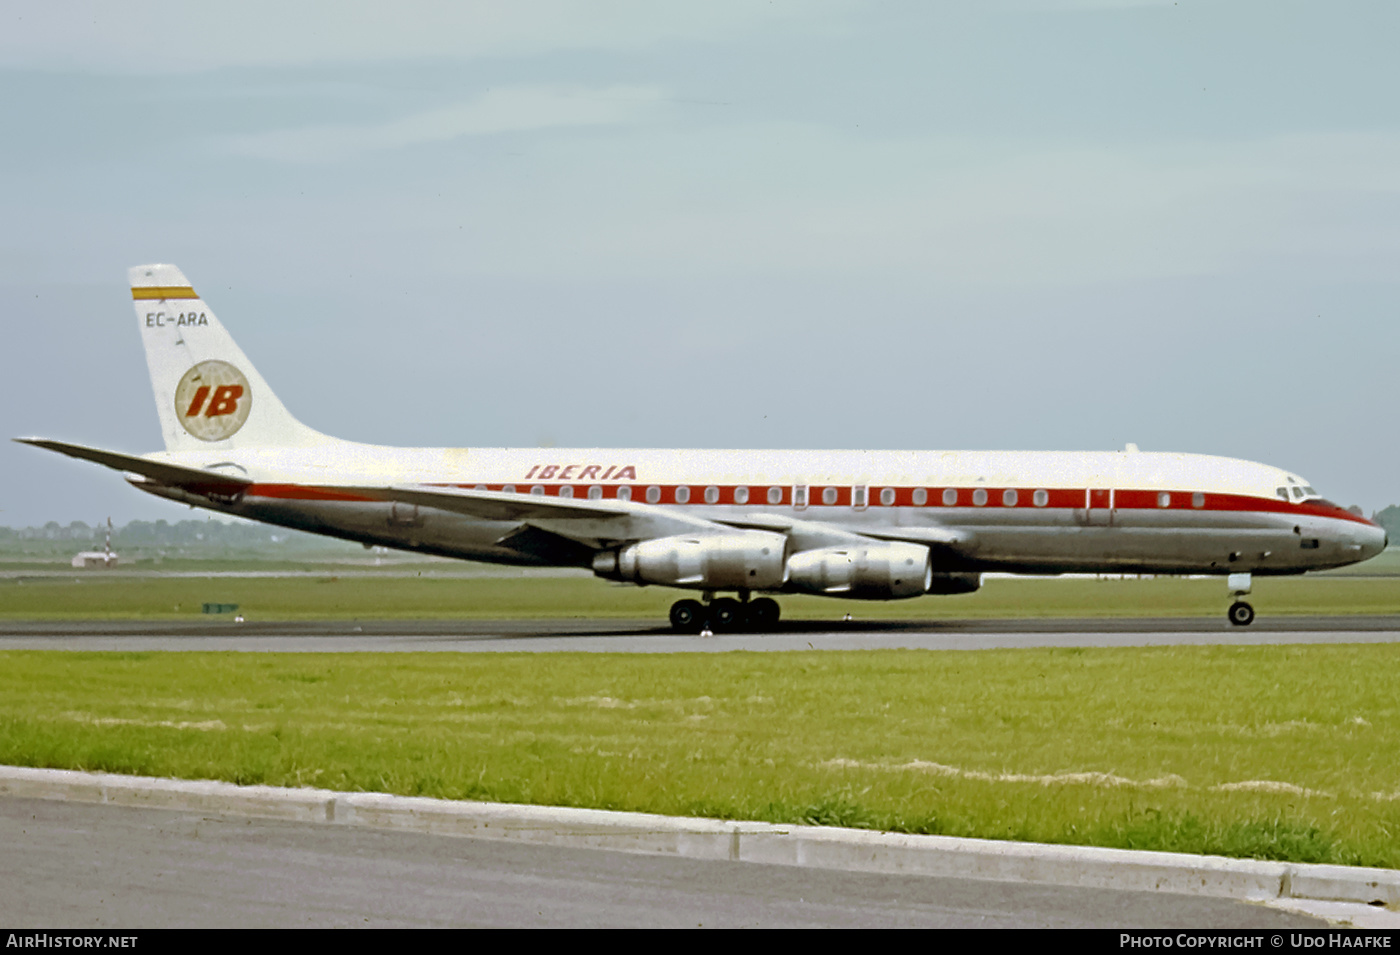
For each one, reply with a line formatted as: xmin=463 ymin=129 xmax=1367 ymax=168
xmin=2 ymin=646 xmax=1398 ymax=868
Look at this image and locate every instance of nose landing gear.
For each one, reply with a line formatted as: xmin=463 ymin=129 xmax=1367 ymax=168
xmin=1227 ymin=601 xmax=1255 ymax=626
xmin=1226 ymin=572 xmax=1254 ymax=626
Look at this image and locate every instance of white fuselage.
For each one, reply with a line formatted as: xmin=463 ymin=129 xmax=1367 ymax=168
xmin=136 ymin=442 xmax=1386 ymax=581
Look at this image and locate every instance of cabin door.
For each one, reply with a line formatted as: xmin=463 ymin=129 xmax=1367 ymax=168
xmin=1084 ymin=488 xmax=1114 ymax=526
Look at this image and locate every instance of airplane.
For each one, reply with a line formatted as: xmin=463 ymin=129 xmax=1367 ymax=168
xmin=17 ymin=264 xmax=1388 ymax=632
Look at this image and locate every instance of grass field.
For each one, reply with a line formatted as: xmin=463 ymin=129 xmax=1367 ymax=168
xmin=2 ymin=646 xmax=1398 ymax=868
xmin=2 ymin=572 xmax=1400 ymax=620
xmin=3 ymin=569 xmax=1399 ymax=869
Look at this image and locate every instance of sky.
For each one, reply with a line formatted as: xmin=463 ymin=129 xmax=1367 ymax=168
xmin=3 ymin=0 xmax=1399 ymax=526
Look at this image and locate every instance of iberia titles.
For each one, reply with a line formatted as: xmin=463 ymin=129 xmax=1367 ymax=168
xmin=524 ymin=464 xmax=637 ymax=482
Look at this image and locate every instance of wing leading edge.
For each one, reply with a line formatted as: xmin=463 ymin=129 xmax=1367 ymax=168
xmin=348 ymin=483 xmax=732 ymax=550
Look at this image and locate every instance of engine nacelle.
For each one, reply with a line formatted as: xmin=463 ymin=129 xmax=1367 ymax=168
xmin=786 ymin=542 xmax=932 ymax=600
xmin=925 ymin=572 xmax=981 ymax=596
xmin=592 ymin=531 xmax=789 ymax=590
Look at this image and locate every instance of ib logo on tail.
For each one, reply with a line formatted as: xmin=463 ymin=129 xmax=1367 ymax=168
xmin=174 ymin=360 xmax=251 ymax=441
xmin=131 ymin=264 xmax=329 ymax=452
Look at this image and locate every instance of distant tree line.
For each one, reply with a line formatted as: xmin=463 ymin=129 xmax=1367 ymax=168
xmin=1372 ymin=506 xmax=1400 ymax=543
xmin=0 ymin=519 xmax=308 ymax=545
xmin=0 ymin=518 xmax=361 ymax=559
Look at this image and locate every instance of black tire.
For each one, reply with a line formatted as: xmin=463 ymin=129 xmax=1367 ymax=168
xmin=670 ymin=599 xmax=707 ymax=633
xmin=1228 ymin=601 xmax=1255 ymax=627
xmin=745 ymin=597 xmax=781 ymax=630
xmin=708 ymin=598 xmax=743 ymax=631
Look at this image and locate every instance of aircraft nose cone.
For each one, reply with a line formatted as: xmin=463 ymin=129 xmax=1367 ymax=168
xmin=1358 ymin=523 xmax=1388 ymax=562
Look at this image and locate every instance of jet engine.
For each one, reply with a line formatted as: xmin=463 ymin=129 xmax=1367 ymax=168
xmin=786 ymin=542 xmax=933 ymax=600
xmin=592 ymin=531 xmax=789 ymax=590
xmin=924 ymin=572 xmax=982 ymax=595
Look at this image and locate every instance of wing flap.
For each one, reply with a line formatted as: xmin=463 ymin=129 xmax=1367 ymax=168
xmin=351 ymin=484 xmax=633 ymax=522
xmin=717 ymin=512 xmax=971 ymax=556
xmin=857 ymin=524 xmax=976 ymax=570
xmin=346 ymin=483 xmax=727 ymax=546
xmin=859 ymin=525 xmax=969 ymax=548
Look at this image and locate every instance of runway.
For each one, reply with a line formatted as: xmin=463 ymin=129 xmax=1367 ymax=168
xmin=3 ymin=615 xmax=1400 ymax=652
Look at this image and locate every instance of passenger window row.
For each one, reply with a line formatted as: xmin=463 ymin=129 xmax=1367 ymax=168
xmin=467 ymin=484 xmax=1215 ymax=509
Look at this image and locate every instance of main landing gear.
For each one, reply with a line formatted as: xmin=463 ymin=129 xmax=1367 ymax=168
xmin=1226 ymin=572 xmax=1255 ymax=627
xmin=669 ymin=593 xmax=781 ymax=634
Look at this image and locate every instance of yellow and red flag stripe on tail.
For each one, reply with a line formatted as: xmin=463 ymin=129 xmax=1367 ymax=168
xmin=131 ymin=286 xmax=198 ymax=300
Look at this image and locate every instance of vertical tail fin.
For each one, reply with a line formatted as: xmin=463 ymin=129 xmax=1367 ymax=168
xmin=131 ymin=264 xmax=330 ymax=451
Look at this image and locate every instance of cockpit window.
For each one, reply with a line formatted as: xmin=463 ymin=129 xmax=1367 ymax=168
xmin=1277 ymin=487 xmax=1289 ymax=501
xmin=1289 ymin=484 xmax=1323 ymax=502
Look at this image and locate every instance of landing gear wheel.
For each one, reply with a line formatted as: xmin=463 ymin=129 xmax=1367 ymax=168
xmin=708 ymin=598 xmax=744 ymax=632
xmin=1228 ymin=601 xmax=1255 ymax=627
xmin=745 ymin=597 xmax=781 ymax=631
xmin=670 ymin=599 xmax=707 ymax=633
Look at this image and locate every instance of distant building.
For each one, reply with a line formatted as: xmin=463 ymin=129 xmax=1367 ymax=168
xmin=72 ymin=516 xmax=118 ymax=568
xmin=71 ymin=551 xmax=118 ymax=569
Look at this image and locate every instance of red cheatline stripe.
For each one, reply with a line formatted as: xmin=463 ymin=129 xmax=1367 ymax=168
xmin=251 ymin=485 xmax=376 ymax=503
xmin=239 ymin=483 xmax=1376 ymax=526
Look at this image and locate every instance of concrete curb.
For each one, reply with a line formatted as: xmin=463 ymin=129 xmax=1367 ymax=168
xmin=4 ymin=765 xmax=1398 ymax=906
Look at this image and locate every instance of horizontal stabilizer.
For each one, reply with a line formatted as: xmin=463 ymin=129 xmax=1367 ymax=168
xmin=14 ymin=438 xmax=252 ymax=497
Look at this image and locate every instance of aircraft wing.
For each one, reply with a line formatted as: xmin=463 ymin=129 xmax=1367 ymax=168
xmin=363 ymin=484 xmax=977 ymax=557
xmin=852 ymin=525 xmax=970 ymax=548
xmin=718 ymin=510 xmax=972 ymax=555
xmin=347 ymin=483 xmax=728 ymax=547
xmin=14 ymin=438 xmax=252 ymax=498
xmin=361 ymin=484 xmax=632 ymax=522
xmin=856 ymin=525 xmax=977 ymax=569
xmin=715 ymin=511 xmax=964 ymax=543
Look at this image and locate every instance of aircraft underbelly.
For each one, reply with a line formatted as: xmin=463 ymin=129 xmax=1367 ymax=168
xmin=966 ymin=527 xmax=1293 ymax=574
xmin=831 ymin=506 xmax=1303 ymax=574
